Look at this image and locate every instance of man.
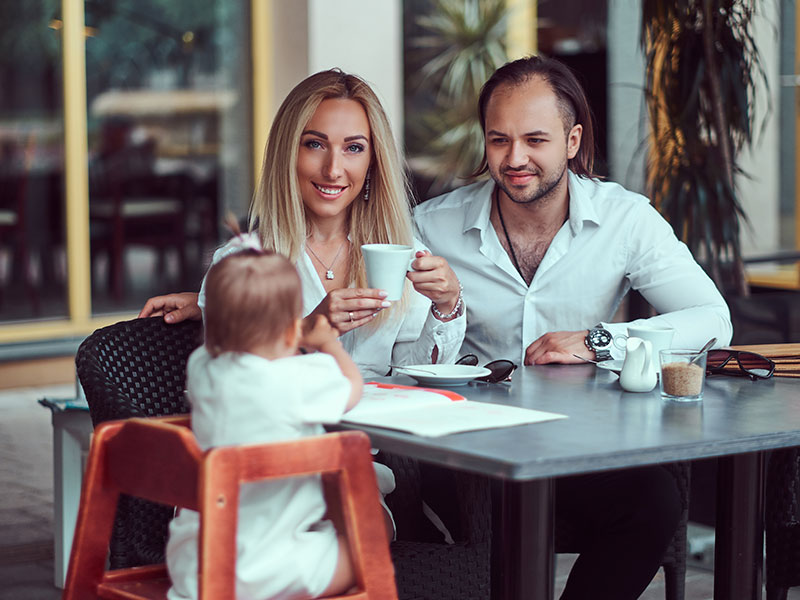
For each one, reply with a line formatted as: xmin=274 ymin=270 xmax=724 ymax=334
xmin=414 ymin=56 xmax=732 ymax=599
xmin=414 ymin=56 xmax=731 ymax=367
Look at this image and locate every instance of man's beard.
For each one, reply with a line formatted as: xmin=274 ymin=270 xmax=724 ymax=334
xmin=491 ymin=158 xmax=568 ymax=205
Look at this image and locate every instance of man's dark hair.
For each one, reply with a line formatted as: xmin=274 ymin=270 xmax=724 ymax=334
xmin=472 ymin=55 xmax=596 ymax=178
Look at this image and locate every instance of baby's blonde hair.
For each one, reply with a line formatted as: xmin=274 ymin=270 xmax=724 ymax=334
xmin=204 ymin=250 xmax=302 ymax=357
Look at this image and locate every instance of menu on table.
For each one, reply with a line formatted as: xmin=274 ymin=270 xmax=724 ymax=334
xmin=342 ymin=382 xmax=567 ymax=437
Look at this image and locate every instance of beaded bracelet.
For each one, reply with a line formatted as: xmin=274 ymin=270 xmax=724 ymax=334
xmin=431 ymin=283 xmax=464 ymax=321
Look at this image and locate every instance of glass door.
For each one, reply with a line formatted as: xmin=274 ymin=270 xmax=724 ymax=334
xmin=84 ymin=0 xmax=251 ymax=314
xmin=0 ymin=2 xmax=68 ymax=323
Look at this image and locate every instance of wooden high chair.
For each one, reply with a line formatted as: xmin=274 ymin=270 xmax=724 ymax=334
xmin=63 ymin=416 xmax=397 ymax=599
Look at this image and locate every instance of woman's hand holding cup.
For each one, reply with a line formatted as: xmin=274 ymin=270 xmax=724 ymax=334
xmin=309 ymin=287 xmax=391 ymax=334
xmin=406 ymin=250 xmax=461 ymax=320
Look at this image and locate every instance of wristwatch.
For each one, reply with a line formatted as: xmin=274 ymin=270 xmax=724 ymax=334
xmin=585 ymin=324 xmax=613 ymax=362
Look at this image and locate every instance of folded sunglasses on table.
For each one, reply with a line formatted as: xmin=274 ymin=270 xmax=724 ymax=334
xmin=705 ymin=349 xmax=775 ymax=381
xmin=456 ymin=354 xmax=518 ymax=383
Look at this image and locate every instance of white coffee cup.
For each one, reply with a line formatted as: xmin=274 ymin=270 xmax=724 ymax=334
xmin=614 ymin=325 xmax=676 ymax=371
xmin=361 ymin=244 xmax=415 ymax=301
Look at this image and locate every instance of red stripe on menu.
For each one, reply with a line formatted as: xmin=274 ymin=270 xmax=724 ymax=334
xmin=365 ymin=381 xmax=466 ymax=402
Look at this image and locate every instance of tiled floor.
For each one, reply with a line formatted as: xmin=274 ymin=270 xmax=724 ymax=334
xmin=1 ymin=382 xmax=798 ymax=600
xmin=0 ymin=383 xmax=71 ymax=600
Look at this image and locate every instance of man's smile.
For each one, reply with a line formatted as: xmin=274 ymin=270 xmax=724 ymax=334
xmin=503 ymin=170 xmax=539 ymax=186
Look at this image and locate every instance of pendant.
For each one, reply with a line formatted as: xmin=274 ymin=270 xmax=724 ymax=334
xmin=326 ymin=270 xmax=334 ymax=280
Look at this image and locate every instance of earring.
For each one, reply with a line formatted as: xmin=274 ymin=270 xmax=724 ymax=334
xmin=363 ymin=173 xmax=370 ymax=202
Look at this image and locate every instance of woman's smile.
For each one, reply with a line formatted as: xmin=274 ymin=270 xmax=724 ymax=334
xmin=312 ymin=182 xmax=349 ymax=198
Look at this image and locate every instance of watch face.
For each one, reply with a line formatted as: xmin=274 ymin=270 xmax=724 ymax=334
xmin=588 ymin=328 xmax=612 ymax=349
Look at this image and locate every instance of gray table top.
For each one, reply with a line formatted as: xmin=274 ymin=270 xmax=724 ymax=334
xmin=341 ymin=365 xmax=800 ymax=480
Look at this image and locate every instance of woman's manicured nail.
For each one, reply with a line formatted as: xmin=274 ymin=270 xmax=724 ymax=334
xmin=378 ymin=290 xmax=388 ymax=298
xmin=380 ymin=301 xmax=391 ymax=308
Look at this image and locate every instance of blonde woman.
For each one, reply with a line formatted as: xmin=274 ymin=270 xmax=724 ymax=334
xmin=139 ymin=69 xmax=465 ymax=377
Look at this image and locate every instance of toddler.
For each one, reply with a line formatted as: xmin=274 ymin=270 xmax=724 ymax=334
xmin=166 ymin=249 xmax=364 ymax=600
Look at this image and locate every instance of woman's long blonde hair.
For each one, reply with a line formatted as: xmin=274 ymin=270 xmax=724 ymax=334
xmin=249 ymin=69 xmax=413 ymax=294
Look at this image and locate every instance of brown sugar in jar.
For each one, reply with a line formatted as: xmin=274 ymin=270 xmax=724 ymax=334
xmin=661 ymin=362 xmax=704 ymax=397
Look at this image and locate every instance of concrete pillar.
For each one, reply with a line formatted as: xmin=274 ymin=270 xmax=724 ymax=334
xmin=738 ymin=3 xmax=781 ymax=255
xmin=607 ymin=0 xmax=647 ymax=195
xmin=269 ymin=0 xmax=404 ymax=146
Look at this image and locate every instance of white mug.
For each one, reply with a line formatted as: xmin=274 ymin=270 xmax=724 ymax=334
xmin=361 ymin=244 xmax=415 ymax=301
xmin=614 ymin=325 xmax=676 ymax=371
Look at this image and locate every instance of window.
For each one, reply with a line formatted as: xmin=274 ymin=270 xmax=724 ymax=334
xmin=0 ymin=0 xmax=252 ymax=343
xmin=0 ymin=2 xmax=67 ymax=323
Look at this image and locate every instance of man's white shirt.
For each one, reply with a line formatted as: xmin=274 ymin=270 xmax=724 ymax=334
xmin=413 ymin=172 xmax=732 ymax=364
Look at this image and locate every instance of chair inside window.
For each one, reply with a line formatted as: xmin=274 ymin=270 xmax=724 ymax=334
xmin=63 ymin=416 xmax=397 ymax=599
xmin=0 ymin=135 xmax=40 ymax=313
xmin=89 ymin=125 xmax=189 ymax=303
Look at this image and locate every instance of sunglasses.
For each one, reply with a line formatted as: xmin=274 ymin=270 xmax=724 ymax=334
xmin=706 ymin=349 xmax=775 ymax=381
xmin=456 ymin=354 xmax=518 ymax=383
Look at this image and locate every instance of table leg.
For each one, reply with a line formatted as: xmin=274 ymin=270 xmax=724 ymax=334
xmin=491 ymin=478 xmax=554 ymax=600
xmin=52 ymin=411 xmax=93 ymax=588
xmin=714 ymin=452 xmax=764 ymax=600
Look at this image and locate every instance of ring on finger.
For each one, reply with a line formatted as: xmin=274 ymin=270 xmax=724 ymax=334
xmin=348 ymin=312 xmax=354 ymax=322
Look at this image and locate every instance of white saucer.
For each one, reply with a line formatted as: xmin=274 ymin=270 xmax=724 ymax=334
xmin=596 ymin=359 xmax=661 ymax=378
xmin=596 ymin=359 xmax=624 ymax=374
xmin=393 ymin=364 xmax=492 ymax=386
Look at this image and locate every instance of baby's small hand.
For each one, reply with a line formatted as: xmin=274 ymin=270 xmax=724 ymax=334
xmin=300 ymin=315 xmax=339 ymax=351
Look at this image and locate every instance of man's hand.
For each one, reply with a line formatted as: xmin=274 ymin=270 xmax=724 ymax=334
xmin=524 ymin=330 xmax=592 ymax=365
xmin=137 ymin=292 xmax=202 ymax=324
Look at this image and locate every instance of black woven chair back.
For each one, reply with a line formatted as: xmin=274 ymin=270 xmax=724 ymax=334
xmin=76 ymin=317 xmax=202 ymax=568
xmin=554 ymin=461 xmax=690 ymax=600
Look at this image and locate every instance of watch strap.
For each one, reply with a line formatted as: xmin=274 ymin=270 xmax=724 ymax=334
xmin=594 ymin=348 xmax=612 ymax=361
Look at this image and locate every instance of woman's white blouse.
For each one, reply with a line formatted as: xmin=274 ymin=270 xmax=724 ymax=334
xmin=199 ymin=236 xmax=466 ymax=378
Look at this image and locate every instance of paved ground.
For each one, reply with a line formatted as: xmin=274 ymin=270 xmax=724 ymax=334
xmin=0 ymin=382 xmax=797 ymax=599
xmin=0 ymin=383 xmax=71 ymax=600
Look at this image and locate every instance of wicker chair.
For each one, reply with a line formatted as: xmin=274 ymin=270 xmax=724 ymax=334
xmin=76 ymin=316 xmax=492 ymax=599
xmin=554 ymin=461 xmax=691 ymax=600
xmin=378 ymin=453 xmax=492 ymax=600
xmin=75 ymin=316 xmax=203 ymax=568
xmin=766 ymin=448 xmax=800 ymax=600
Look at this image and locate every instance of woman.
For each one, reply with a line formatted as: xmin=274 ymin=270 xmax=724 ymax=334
xmin=139 ymin=69 xmax=465 ymax=377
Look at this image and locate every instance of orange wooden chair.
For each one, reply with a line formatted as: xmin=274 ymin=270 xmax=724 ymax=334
xmin=63 ymin=416 xmax=397 ymax=600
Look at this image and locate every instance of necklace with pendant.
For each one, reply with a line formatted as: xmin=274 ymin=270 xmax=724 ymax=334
xmin=306 ymin=239 xmax=347 ymax=280
xmin=494 ymin=187 xmax=524 ymax=278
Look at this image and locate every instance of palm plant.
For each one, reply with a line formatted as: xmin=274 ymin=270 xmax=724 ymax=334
xmin=641 ymin=0 xmax=768 ymax=295
xmin=406 ymin=0 xmax=509 ymax=194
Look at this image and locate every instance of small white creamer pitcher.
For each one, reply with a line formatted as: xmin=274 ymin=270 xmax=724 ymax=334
xmin=619 ymin=337 xmax=658 ymax=393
